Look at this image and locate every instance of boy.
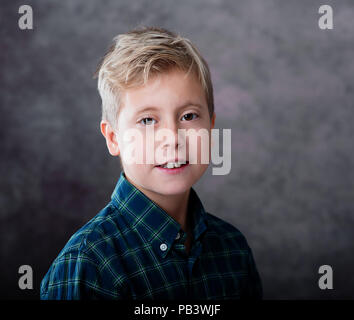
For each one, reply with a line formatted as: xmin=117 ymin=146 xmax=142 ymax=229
xmin=40 ymin=26 xmax=262 ymax=300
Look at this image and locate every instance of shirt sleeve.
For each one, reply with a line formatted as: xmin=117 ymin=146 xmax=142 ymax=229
xmin=244 ymin=246 xmax=263 ymax=300
xmin=40 ymin=250 xmax=123 ymax=300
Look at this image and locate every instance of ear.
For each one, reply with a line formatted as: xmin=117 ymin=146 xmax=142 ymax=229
xmin=211 ymin=112 xmax=216 ymax=129
xmin=210 ymin=112 xmax=216 ymax=148
xmin=100 ymin=120 xmax=120 ymax=156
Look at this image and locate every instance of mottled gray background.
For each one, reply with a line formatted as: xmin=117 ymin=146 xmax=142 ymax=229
xmin=1 ymin=0 xmax=353 ymax=299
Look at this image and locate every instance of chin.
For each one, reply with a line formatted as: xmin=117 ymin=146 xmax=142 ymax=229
xmin=155 ymin=183 xmax=191 ymax=196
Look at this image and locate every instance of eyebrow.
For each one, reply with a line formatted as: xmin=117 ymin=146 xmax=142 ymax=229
xmin=134 ymin=102 xmax=204 ymax=115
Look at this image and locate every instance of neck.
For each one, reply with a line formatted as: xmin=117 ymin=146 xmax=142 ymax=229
xmin=125 ymin=176 xmax=191 ymax=231
xmin=150 ymin=190 xmax=191 ymax=231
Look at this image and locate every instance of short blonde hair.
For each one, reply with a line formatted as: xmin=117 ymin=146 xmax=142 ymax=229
xmin=94 ymin=26 xmax=214 ymax=128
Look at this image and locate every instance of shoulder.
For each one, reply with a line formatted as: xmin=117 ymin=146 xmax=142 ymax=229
xmin=40 ymin=203 xmax=127 ymax=299
xmin=57 ymin=203 xmax=125 ymax=257
xmin=204 ymin=212 xmax=251 ymax=251
xmin=204 ymin=212 xmax=263 ymax=299
xmin=44 ymin=201 xmax=129 ymax=277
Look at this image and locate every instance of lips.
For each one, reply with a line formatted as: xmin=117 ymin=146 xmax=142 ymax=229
xmin=155 ymin=161 xmax=190 ymax=173
xmin=155 ymin=159 xmax=189 ymax=167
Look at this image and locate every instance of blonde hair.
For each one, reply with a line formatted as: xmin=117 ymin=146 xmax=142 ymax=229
xmin=94 ymin=26 xmax=214 ymax=129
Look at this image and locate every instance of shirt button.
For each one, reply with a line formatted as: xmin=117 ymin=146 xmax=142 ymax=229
xmin=175 ymin=232 xmax=181 ymax=240
xmin=160 ymin=243 xmax=168 ymax=251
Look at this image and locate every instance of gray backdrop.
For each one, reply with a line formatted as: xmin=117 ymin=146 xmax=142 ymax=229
xmin=1 ymin=0 xmax=353 ymax=299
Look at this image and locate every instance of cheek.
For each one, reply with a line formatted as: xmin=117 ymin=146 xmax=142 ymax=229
xmin=118 ymin=129 xmax=148 ymax=165
xmin=186 ymin=130 xmax=212 ymax=165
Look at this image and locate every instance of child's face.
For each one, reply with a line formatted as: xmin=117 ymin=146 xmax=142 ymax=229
xmin=109 ymin=68 xmax=215 ymax=196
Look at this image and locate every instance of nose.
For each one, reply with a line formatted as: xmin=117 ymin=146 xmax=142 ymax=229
xmin=160 ymin=119 xmax=179 ymax=148
xmin=158 ymin=118 xmax=186 ymax=152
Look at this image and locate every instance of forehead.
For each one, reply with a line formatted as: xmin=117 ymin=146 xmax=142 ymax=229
xmin=121 ymin=68 xmax=207 ymax=115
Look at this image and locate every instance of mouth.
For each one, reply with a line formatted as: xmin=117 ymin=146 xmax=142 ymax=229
xmin=155 ymin=160 xmax=190 ymax=173
xmin=155 ymin=160 xmax=189 ymax=168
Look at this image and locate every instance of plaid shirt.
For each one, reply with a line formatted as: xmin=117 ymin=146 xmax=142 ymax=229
xmin=40 ymin=171 xmax=262 ymax=300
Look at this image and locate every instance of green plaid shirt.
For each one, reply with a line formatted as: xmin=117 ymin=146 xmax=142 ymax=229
xmin=40 ymin=171 xmax=262 ymax=300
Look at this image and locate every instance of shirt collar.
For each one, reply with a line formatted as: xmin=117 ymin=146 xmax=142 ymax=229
xmin=110 ymin=171 xmax=208 ymax=258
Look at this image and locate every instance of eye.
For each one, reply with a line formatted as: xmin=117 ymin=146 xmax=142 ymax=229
xmin=138 ymin=117 xmax=157 ymax=126
xmin=181 ymin=113 xmax=199 ymax=121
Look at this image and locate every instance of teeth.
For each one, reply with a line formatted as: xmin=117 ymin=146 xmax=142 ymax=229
xmin=161 ymin=161 xmax=187 ymax=169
